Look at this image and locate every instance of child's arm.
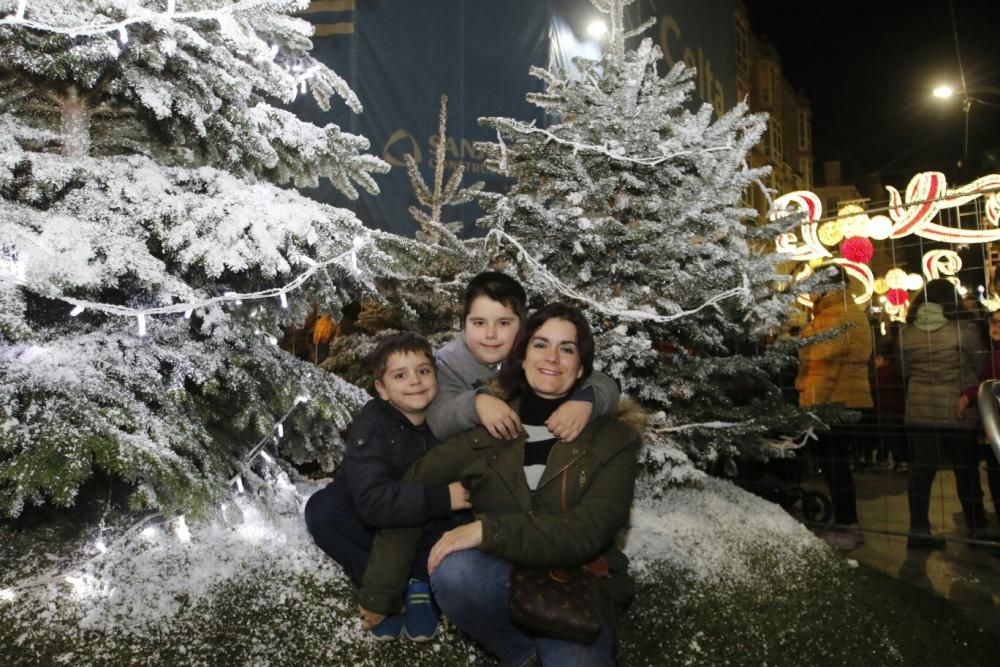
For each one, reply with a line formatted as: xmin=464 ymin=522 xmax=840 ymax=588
xmin=427 ymin=357 xmax=521 ymax=440
xmin=426 ymin=357 xmax=482 ymax=440
xmin=547 ymin=370 xmax=620 ymax=442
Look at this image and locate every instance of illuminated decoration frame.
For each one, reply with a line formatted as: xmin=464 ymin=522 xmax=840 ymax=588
xmin=774 ymin=170 xmax=1000 ymax=310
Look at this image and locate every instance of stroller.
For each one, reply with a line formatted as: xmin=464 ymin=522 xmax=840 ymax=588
xmin=728 ymin=451 xmax=833 ymax=524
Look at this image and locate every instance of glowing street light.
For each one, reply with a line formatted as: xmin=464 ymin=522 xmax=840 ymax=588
xmin=587 ymin=20 xmax=607 ymax=39
xmin=932 ymin=84 xmax=954 ymax=99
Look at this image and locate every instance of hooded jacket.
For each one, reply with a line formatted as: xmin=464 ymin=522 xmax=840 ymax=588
xmin=359 ymin=396 xmax=645 ymax=628
xmin=326 ymin=397 xmax=452 ymax=527
xmin=900 ymin=302 xmax=987 ymax=428
xmin=796 ymin=289 xmax=874 ymax=409
xmin=427 ymin=334 xmax=622 ymax=440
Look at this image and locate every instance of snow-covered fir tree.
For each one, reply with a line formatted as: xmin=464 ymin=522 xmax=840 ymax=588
xmin=477 ymin=0 xmax=827 ymax=486
xmin=0 ymin=0 xmax=409 ymax=517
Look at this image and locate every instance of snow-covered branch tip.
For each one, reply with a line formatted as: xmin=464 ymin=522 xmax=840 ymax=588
xmin=0 ymin=0 xmax=268 ymax=38
xmin=56 ymin=235 xmax=371 ymax=335
xmin=765 ymin=428 xmax=818 ymax=452
xmin=501 ymin=122 xmax=732 ymax=167
xmin=487 ymin=229 xmax=752 ymax=324
xmin=652 ymin=420 xmax=748 ymax=433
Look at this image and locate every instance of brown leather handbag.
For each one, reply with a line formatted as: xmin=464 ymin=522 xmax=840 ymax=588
xmin=508 ymin=469 xmax=608 ymax=644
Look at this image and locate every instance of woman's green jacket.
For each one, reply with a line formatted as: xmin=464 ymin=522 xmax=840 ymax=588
xmin=358 ymin=405 xmax=642 ymax=623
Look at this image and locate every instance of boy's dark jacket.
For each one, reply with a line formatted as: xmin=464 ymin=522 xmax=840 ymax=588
xmin=359 ymin=394 xmax=645 ymax=629
xmin=327 ymin=397 xmax=452 ymax=527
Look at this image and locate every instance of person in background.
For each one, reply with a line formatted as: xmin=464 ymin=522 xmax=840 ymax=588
xmin=872 ymin=341 xmax=909 ymax=471
xmin=900 ymin=279 xmax=988 ymax=549
xmin=955 ymin=308 xmax=1000 ymax=529
xmin=796 ymin=280 xmax=872 ymax=550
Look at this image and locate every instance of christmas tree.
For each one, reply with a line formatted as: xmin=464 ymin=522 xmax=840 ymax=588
xmin=0 ymin=0 xmax=399 ymax=517
xmin=477 ymin=0 xmax=823 ymax=486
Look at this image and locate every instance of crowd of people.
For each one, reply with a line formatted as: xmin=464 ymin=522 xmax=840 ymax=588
xmin=795 ymin=275 xmax=1000 ymax=551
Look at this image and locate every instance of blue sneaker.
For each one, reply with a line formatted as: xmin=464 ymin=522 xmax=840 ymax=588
xmin=369 ymin=613 xmax=404 ymax=642
xmin=403 ymin=579 xmax=440 ymax=642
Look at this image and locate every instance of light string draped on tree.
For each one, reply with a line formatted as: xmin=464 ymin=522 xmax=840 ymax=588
xmin=46 ymin=235 xmax=371 ymax=336
xmin=0 ymin=393 xmax=310 ymax=602
xmin=486 ymin=229 xmax=752 ymax=324
xmin=0 ymin=0 xmax=323 ymax=100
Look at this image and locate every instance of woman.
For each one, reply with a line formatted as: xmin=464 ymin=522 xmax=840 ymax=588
xmin=359 ymin=303 xmax=641 ymax=666
xmin=900 ymin=279 xmax=988 ymax=548
xmin=795 ymin=283 xmax=872 ymax=549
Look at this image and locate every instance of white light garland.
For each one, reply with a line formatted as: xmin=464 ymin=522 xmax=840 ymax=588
xmin=0 ymin=0 xmax=270 ymax=39
xmin=652 ymin=420 xmax=748 ymax=433
xmin=487 ymin=229 xmax=751 ymax=324
xmin=1 ymin=393 xmax=310 ymax=596
xmin=55 ymin=235 xmax=369 ymax=333
xmin=499 ymin=122 xmax=733 ymax=168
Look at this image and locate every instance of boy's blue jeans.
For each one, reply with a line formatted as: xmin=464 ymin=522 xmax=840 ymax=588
xmin=430 ymin=549 xmax=615 ymax=667
xmin=304 ymin=486 xmax=459 ymax=587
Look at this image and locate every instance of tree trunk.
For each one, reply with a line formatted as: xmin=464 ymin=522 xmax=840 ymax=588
xmin=59 ymin=86 xmax=91 ymax=158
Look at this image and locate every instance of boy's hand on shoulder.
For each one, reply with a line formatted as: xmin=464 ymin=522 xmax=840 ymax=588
xmin=475 ymin=394 xmax=522 ymax=440
xmin=359 ymin=606 xmax=385 ymax=631
xmin=547 ymin=400 xmax=592 ymax=443
xmin=449 ymin=481 xmax=471 ymax=510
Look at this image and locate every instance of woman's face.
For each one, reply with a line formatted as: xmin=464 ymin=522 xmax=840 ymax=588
xmin=989 ymin=313 xmax=1000 ymax=342
xmin=522 ymin=317 xmax=583 ymax=399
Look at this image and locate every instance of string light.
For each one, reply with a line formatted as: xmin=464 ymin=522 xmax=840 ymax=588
xmin=70 ymin=305 xmax=84 ymax=316
xmin=44 ymin=235 xmax=370 ymax=334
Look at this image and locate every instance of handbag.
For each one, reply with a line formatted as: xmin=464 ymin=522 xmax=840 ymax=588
xmin=508 ymin=468 xmax=609 ymax=644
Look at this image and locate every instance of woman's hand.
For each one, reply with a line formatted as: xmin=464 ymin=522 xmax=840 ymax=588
xmin=359 ymin=606 xmax=385 ymax=631
xmin=428 ymin=520 xmax=483 ymax=574
xmin=955 ymin=394 xmax=971 ymax=419
xmin=448 ymin=481 xmax=471 ymax=510
xmin=546 ymin=400 xmax=592 ymax=442
xmin=475 ymin=394 xmax=522 ymax=439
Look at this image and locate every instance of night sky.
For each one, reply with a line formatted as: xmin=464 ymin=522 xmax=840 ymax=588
xmin=743 ymin=0 xmax=1000 ymax=187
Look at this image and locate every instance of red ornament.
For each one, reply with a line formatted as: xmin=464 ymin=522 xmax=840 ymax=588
xmin=886 ymin=288 xmax=909 ymax=306
xmin=840 ymin=236 xmax=874 ymax=264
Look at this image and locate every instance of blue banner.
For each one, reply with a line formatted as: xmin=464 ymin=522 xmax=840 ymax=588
xmin=297 ymin=1 xmax=550 ymax=237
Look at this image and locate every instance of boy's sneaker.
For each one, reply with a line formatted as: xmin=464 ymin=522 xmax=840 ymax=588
xmin=403 ymin=579 xmax=440 ymax=642
xmin=370 ymin=614 xmax=404 ymax=642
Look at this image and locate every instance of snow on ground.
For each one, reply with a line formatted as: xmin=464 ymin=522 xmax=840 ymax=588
xmin=626 ymin=476 xmax=825 ymax=591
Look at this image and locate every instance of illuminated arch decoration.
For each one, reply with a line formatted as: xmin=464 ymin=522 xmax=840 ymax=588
xmin=775 ymin=171 xmax=1000 ymax=308
xmin=922 ymin=249 xmax=962 ymax=281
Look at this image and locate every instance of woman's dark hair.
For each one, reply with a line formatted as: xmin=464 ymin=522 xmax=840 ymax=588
xmin=498 ymin=302 xmax=595 ymax=397
xmin=462 ymin=271 xmax=527 ymax=324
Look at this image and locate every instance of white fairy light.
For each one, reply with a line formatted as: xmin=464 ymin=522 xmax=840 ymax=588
xmin=294 ymin=394 xmax=310 ymax=404
xmin=276 ymin=423 xmax=284 ymax=438
xmin=117 ymin=26 xmax=127 ymax=43
xmin=0 ymin=588 xmax=15 ymax=603
xmin=279 ymin=292 xmax=288 ymax=308
xmin=55 ymin=236 xmax=369 ymax=327
xmin=259 ymin=450 xmax=273 ymax=464
xmin=70 ymin=305 xmax=85 ymax=316
xmin=136 ymin=313 xmax=146 ymax=336
xmin=235 ymin=476 xmax=245 ymax=493
xmin=183 ymin=309 xmax=193 ymax=319
xmin=267 ymin=335 xmax=278 ymax=346
xmin=173 ymin=515 xmax=191 ymax=543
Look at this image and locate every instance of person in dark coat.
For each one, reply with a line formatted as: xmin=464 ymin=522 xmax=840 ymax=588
xmin=304 ymin=332 xmax=471 ymax=641
xmin=900 ymin=280 xmax=989 ymax=548
xmin=360 ymin=303 xmax=642 ymax=666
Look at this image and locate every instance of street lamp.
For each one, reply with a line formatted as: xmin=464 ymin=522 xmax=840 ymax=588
xmin=932 ymin=82 xmax=1000 ymax=171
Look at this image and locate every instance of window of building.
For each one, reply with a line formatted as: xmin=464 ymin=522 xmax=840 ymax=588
xmin=768 ymin=117 xmax=783 ymax=162
xmin=797 ymin=111 xmax=809 ymax=151
xmin=826 ymin=196 xmax=839 ymax=214
xmin=734 ymin=17 xmax=749 ymax=77
xmin=760 ymin=64 xmax=772 ymax=108
xmin=799 ymin=157 xmax=812 ymax=190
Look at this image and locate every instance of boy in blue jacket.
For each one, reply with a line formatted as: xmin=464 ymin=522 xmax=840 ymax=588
xmin=304 ymin=332 xmax=470 ymax=641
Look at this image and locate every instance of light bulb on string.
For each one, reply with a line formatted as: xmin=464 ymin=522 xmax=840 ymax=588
xmin=276 ymin=423 xmax=284 ymax=438
xmin=279 ymin=292 xmax=288 ymax=308
xmin=235 ymin=476 xmax=244 ymax=493
xmin=117 ymin=26 xmax=128 ymax=44
xmin=184 ymin=309 xmax=193 ymax=319
xmin=259 ymin=450 xmax=273 ymax=464
xmin=137 ymin=313 xmax=146 ymax=337
xmin=0 ymin=588 xmax=15 ymax=603
xmin=70 ymin=305 xmax=84 ymax=317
